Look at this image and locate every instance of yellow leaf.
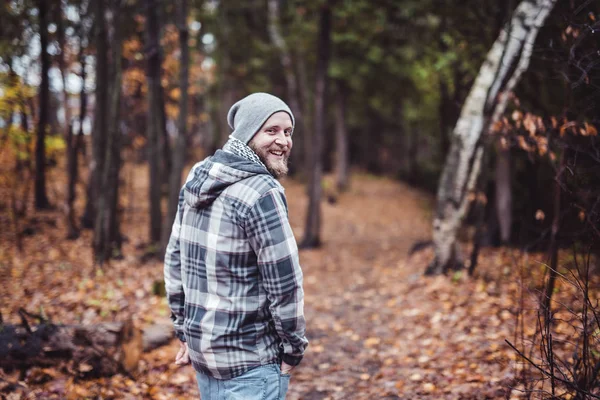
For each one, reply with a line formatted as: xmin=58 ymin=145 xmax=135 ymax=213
xmin=364 ymin=337 xmax=381 ymax=348
xmin=171 ymin=373 xmax=190 ymax=384
xmin=409 ymin=373 xmax=422 ymax=381
xmin=423 ymin=383 xmax=436 ymax=392
xmin=78 ymin=363 xmax=93 ymax=372
xmin=311 ymin=345 xmax=324 ymax=353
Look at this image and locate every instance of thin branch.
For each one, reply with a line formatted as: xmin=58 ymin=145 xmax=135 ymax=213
xmin=506 ymin=340 xmax=600 ymax=398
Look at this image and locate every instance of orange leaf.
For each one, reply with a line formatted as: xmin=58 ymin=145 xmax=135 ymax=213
xmin=585 ymin=122 xmax=598 ymax=136
xmin=535 ymin=210 xmax=545 ymax=221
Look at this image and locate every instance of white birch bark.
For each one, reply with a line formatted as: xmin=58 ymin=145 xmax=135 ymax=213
xmin=427 ymin=0 xmax=556 ymax=275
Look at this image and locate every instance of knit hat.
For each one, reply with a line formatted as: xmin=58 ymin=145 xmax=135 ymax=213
xmin=227 ymin=92 xmax=295 ymax=144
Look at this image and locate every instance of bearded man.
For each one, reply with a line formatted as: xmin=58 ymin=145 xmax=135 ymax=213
xmin=164 ymin=93 xmax=308 ymax=400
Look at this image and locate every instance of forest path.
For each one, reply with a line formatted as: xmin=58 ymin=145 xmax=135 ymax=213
xmin=283 ymin=175 xmax=514 ymax=400
xmin=1 ymin=171 xmax=519 ymax=399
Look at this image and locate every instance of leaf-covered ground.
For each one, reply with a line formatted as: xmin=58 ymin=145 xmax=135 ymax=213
xmin=0 ymin=166 xmax=570 ymax=399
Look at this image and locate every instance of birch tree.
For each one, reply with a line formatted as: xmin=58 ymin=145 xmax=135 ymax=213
xmin=426 ymin=0 xmax=557 ymax=275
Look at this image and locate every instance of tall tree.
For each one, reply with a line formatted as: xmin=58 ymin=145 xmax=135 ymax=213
xmin=93 ymin=0 xmax=124 ymax=264
xmin=301 ymin=1 xmax=332 ymax=248
xmin=65 ymin=0 xmax=91 ymax=239
xmin=213 ymin=3 xmax=237 ymax=149
xmin=267 ymin=0 xmax=306 ymax=175
xmin=426 ymin=0 xmax=557 ymax=275
xmin=334 ymin=80 xmax=349 ymax=191
xmin=495 ymin=146 xmax=512 ymax=243
xmin=82 ymin=0 xmax=110 ymax=229
xmin=145 ymin=0 xmax=167 ymax=246
xmin=161 ymin=0 xmax=190 ymax=256
xmin=34 ymin=0 xmax=51 ymax=209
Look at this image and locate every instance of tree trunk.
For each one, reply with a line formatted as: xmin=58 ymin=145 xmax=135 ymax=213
xmin=301 ymin=2 xmax=332 ymax=248
xmin=542 ymin=151 xmax=564 ymax=321
xmin=94 ymin=2 xmax=124 ymax=265
xmin=59 ymin=0 xmax=80 ymax=239
xmin=56 ymin=0 xmax=71 ymax=139
xmin=426 ymin=0 xmax=556 ymax=275
xmin=437 ymin=14 xmax=455 ymax=162
xmin=161 ymin=0 xmax=190 ymax=257
xmin=334 ymin=81 xmax=349 ymax=191
xmin=83 ymin=0 xmax=110 ymax=230
xmin=12 ymin=102 xmax=31 ymax=252
xmin=18 ymin=103 xmax=34 ymax=218
xmin=34 ymin=0 xmax=51 ymax=210
xmin=438 ymin=78 xmax=452 ymax=162
xmin=66 ymin=15 xmax=89 ymax=239
xmin=145 ymin=0 xmax=167 ymax=246
xmin=468 ymin=147 xmax=492 ymax=276
xmin=407 ymin=124 xmax=419 ymax=185
xmin=495 ymin=146 xmax=512 ymax=243
xmin=267 ymin=0 xmax=306 ymax=177
xmin=297 ymin=50 xmax=312 ymax=181
xmin=215 ymin=4 xmax=236 ymax=149
xmin=92 ymin=0 xmax=109 ymax=258
xmin=65 ymin=122 xmax=79 ymax=239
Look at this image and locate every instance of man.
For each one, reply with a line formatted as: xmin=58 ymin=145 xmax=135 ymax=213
xmin=164 ymin=92 xmax=308 ymax=400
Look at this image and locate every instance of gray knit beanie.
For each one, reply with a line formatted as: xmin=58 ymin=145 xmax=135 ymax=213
xmin=227 ymin=92 xmax=295 ymax=144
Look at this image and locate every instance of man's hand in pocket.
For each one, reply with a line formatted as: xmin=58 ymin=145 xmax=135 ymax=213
xmin=281 ymin=361 xmax=294 ymax=375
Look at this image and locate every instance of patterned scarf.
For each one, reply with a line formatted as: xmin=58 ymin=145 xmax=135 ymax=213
xmin=223 ymin=137 xmax=267 ymax=170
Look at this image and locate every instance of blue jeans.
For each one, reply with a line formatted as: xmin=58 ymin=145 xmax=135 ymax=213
xmin=196 ymin=364 xmax=290 ymax=400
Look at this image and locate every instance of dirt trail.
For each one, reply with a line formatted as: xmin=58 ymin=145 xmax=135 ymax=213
xmin=283 ymin=175 xmax=515 ymax=400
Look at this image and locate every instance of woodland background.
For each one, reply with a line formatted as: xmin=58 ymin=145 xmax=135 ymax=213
xmin=0 ymin=0 xmax=599 ymax=399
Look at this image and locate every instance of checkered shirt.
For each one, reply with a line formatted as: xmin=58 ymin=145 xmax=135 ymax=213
xmin=164 ymin=149 xmax=308 ymax=380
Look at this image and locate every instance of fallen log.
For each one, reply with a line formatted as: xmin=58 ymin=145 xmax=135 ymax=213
xmin=0 ymin=310 xmax=174 ymax=378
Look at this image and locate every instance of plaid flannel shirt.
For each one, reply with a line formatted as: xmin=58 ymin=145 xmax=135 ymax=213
xmin=164 ymin=149 xmax=308 ymax=380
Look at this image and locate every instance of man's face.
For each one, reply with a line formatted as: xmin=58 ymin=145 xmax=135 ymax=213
xmin=248 ymin=111 xmax=293 ymax=178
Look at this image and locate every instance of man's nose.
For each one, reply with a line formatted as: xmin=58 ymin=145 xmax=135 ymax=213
xmin=274 ymin=132 xmax=289 ymax=147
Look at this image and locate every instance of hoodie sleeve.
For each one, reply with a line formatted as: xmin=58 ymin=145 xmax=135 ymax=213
xmin=163 ymin=187 xmax=188 ymax=343
xmin=245 ymin=188 xmax=308 ymax=366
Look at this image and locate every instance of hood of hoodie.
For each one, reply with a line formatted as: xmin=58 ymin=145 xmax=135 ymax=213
xmin=184 ymin=149 xmax=269 ymax=209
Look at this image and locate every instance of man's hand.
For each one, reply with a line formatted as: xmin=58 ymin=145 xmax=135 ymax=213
xmin=175 ymin=341 xmax=190 ymax=365
xmin=281 ymin=361 xmax=294 ymax=375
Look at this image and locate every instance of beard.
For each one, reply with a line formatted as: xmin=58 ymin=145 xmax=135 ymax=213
xmin=249 ymin=142 xmax=289 ymax=178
